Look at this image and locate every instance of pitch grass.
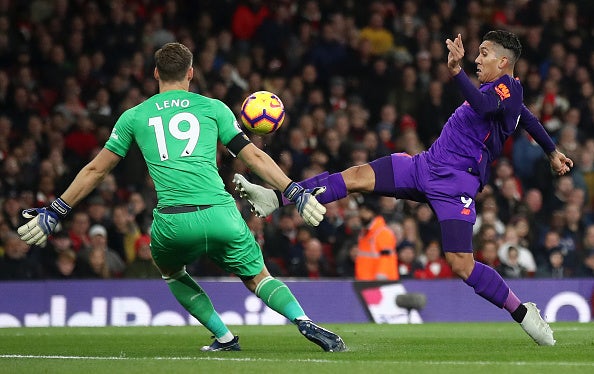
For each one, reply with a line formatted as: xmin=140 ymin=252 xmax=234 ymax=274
xmin=1 ymin=322 xmax=593 ymax=374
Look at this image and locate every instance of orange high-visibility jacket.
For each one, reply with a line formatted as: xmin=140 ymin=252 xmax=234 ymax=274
xmin=355 ymin=216 xmax=399 ymax=281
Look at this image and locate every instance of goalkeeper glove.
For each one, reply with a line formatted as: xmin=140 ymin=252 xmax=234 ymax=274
xmin=17 ymin=198 xmax=72 ymax=247
xmin=283 ymin=182 xmax=327 ymax=226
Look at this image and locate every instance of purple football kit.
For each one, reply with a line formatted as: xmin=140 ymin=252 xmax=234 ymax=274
xmin=298 ymin=70 xmax=556 ymax=254
xmin=253 ymin=34 xmax=556 ymax=343
xmin=291 ymin=70 xmax=559 ymax=313
xmin=370 ymin=70 xmax=525 ymax=253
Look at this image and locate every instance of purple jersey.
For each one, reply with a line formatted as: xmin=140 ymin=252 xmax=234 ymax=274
xmin=427 ymin=71 xmax=523 ymax=186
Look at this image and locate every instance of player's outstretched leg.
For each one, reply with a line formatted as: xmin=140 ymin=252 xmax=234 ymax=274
xmin=520 ymin=302 xmax=556 ymax=346
xmin=254 ymin=275 xmax=347 ymax=352
xmin=233 ymin=174 xmax=280 ymax=217
xmin=162 ymin=269 xmax=240 ymax=351
xmin=234 ymin=171 xmax=347 ymax=217
xmin=295 ymin=319 xmax=347 ymax=352
xmin=464 ymin=262 xmax=555 ymax=346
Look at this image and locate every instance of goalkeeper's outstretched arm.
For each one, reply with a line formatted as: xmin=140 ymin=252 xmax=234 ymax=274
xmin=236 ymin=143 xmax=326 ymax=226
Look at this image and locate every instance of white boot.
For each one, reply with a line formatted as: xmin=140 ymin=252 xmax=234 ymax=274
xmin=233 ymin=174 xmax=280 ymax=217
xmin=520 ymin=302 xmax=555 ymax=346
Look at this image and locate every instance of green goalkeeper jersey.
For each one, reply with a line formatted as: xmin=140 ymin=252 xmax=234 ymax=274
xmin=104 ymin=90 xmax=242 ymax=208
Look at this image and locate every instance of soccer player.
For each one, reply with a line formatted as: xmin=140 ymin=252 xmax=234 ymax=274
xmin=17 ymin=42 xmax=346 ymax=352
xmin=235 ymin=31 xmax=574 ymax=346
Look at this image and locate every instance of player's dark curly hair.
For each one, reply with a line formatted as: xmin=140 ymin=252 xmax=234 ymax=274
xmin=154 ymin=42 xmax=193 ymax=82
xmin=483 ymin=30 xmax=522 ymax=63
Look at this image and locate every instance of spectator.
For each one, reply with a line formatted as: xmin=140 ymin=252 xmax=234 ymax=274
xmin=415 ymin=203 xmax=441 ymax=247
xmin=498 ymin=246 xmax=528 ymax=279
xmin=124 ymin=235 xmax=160 ymax=279
xmin=83 ymin=246 xmax=110 ymax=279
xmin=417 ymin=80 xmax=449 ymax=146
xmin=46 ymin=248 xmax=80 ymax=279
xmin=359 ymin=12 xmax=395 ymax=57
xmin=498 ymin=226 xmax=537 ymax=277
xmin=473 ymin=195 xmax=506 ymax=237
xmin=577 ymin=250 xmax=594 ymax=277
xmin=127 ymin=191 xmax=153 ymax=233
xmin=287 ymin=224 xmax=316 ymax=266
xmin=231 ymin=0 xmax=270 ymax=51
xmin=494 ymin=176 xmax=523 ymax=225
xmin=537 ymin=249 xmax=573 ymax=279
xmin=288 ymin=238 xmax=332 ymax=278
xmin=355 ymin=197 xmax=398 ymax=281
xmin=79 ymin=224 xmax=125 ymax=278
xmin=397 ymin=240 xmax=424 ymax=279
xmin=519 ymin=188 xmax=548 ymax=251
xmin=0 ymin=231 xmax=42 ymax=280
xmin=512 ymin=130 xmax=548 ymax=191
xmin=264 ymin=210 xmax=298 ymax=270
xmin=510 ymin=215 xmax=535 ymax=253
xmin=535 ymin=230 xmax=563 ymax=268
xmin=414 ymin=240 xmax=454 ymax=279
xmin=108 ymin=204 xmax=141 ymax=263
xmin=335 ymin=240 xmax=357 ymax=278
xmin=388 ymin=65 xmax=422 ymax=120
xmin=476 ymin=239 xmax=502 ymax=270
xmin=86 ymin=195 xmax=110 ymax=228
xmin=42 ymin=230 xmax=83 ymax=278
xmin=400 ymin=215 xmax=424 ymax=256
xmin=332 ymin=206 xmax=362 ymax=261
xmin=2 ymin=191 xmax=25 ymax=232
xmin=67 ymin=211 xmax=91 ymax=253
xmin=473 ymin=222 xmax=501 ymax=250
xmin=544 ymin=175 xmax=574 ymax=217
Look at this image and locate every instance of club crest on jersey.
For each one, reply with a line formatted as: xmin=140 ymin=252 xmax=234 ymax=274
xmin=494 ymin=83 xmax=510 ymax=100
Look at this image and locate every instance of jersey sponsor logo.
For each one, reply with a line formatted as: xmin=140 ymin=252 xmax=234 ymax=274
xmin=110 ymin=128 xmax=119 ymax=140
xmin=494 ymin=83 xmax=511 ymax=100
xmin=460 ymin=196 xmax=472 ymax=215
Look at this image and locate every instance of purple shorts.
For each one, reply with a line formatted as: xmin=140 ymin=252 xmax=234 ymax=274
xmin=371 ymin=152 xmax=481 ymax=252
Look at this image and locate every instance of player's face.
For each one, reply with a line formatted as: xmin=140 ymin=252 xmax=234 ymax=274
xmin=474 ymin=41 xmax=503 ymax=83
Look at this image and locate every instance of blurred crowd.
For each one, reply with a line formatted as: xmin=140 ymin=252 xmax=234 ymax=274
xmin=1 ymin=0 xmax=594 ymax=281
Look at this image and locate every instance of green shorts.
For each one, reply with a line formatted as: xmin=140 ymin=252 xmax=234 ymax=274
xmin=150 ymin=205 xmax=264 ymax=278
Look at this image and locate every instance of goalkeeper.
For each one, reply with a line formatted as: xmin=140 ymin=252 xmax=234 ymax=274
xmin=17 ymin=42 xmax=345 ymax=353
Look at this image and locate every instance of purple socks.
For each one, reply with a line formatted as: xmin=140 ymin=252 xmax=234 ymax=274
xmin=464 ymin=262 xmax=510 ymax=309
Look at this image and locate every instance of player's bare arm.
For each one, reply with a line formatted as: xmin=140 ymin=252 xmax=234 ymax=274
xmin=18 ymin=148 xmax=121 ymax=246
xmin=237 ymin=143 xmax=293 ymax=192
xmin=60 ymin=148 xmax=122 ymax=206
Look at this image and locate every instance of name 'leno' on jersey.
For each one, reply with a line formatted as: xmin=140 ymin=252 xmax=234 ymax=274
xmin=155 ymin=98 xmax=191 ymax=111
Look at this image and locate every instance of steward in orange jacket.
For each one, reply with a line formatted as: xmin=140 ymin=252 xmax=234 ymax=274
xmin=355 ymin=200 xmax=399 ymax=281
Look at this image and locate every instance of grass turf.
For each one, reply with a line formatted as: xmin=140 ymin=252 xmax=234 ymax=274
xmin=1 ymin=322 xmax=593 ymax=374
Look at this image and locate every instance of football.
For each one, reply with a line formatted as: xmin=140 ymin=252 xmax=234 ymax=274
xmin=240 ymin=91 xmax=285 ymax=135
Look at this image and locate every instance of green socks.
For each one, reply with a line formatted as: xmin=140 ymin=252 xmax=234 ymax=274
xmin=255 ymin=276 xmax=307 ymax=323
xmin=164 ymin=270 xmax=230 ymax=338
